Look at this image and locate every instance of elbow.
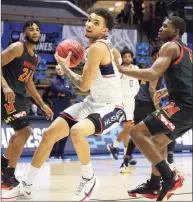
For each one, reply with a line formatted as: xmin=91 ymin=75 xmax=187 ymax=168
xmin=80 ymin=83 xmax=90 ymax=92
xmin=80 ymin=87 xmax=90 ymax=92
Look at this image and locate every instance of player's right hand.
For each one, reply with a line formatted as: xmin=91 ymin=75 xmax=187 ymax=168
xmin=40 ymin=104 xmax=54 ymax=121
xmin=54 ymin=51 xmax=72 ymax=70
xmin=3 ymin=87 xmax=15 ymax=103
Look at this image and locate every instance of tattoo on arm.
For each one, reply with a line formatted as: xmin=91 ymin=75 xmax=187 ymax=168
xmin=63 ymin=67 xmax=81 ymax=89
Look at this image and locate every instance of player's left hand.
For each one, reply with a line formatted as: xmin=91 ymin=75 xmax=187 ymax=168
xmin=54 ymin=51 xmax=72 ymax=70
xmin=154 ymin=88 xmax=167 ymax=105
xmin=41 ymin=104 xmax=54 ymax=121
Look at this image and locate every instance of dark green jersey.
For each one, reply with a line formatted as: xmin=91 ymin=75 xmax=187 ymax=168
xmin=3 ymin=41 xmax=39 ymax=95
xmin=135 ymin=76 xmax=163 ymax=102
xmin=164 ymin=40 xmax=192 ymax=110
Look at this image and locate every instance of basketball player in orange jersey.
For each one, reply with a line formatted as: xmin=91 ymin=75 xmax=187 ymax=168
xmin=1 ymin=20 xmax=53 ymax=190
xmin=2 ymin=9 xmax=126 ymax=201
xmin=118 ymin=16 xmax=192 ymax=200
xmin=107 ymin=48 xmax=139 ymax=164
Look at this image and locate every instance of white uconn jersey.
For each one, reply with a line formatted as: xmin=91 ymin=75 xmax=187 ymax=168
xmin=85 ymin=38 xmax=122 ymax=103
xmin=121 ymin=65 xmax=140 ymax=99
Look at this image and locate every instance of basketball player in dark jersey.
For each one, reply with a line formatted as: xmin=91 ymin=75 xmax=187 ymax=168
xmin=118 ymin=16 xmax=192 ymax=200
xmin=1 ymin=20 xmax=53 ymax=189
xmin=121 ymin=46 xmax=176 ymax=172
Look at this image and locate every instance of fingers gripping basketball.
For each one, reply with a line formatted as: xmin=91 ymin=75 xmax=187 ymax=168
xmin=56 ymin=39 xmax=85 ymax=68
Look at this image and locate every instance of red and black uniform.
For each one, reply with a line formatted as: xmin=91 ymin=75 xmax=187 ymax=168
xmin=1 ymin=41 xmax=39 ymax=131
xmin=144 ymin=40 xmax=193 ymax=140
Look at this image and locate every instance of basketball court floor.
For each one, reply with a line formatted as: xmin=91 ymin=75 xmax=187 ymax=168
xmin=5 ymin=152 xmax=191 ymax=201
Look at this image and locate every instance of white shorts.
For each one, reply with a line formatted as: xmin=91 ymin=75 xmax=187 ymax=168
xmin=60 ymin=95 xmax=126 ymax=135
xmin=123 ymin=98 xmax=135 ymax=121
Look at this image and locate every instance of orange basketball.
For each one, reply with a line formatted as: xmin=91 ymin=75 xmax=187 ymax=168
xmin=56 ymin=39 xmax=85 ymax=68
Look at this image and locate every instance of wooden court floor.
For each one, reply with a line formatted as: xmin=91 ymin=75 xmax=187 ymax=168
xmin=12 ymin=154 xmax=192 ymax=201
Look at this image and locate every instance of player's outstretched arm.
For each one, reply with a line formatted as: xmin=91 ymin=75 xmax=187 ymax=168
xmin=55 ymin=42 xmax=104 ymax=92
xmin=113 ymin=48 xmax=122 ymax=68
xmin=1 ymin=42 xmax=23 ymax=103
xmin=119 ymin=42 xmax=176 ymax=81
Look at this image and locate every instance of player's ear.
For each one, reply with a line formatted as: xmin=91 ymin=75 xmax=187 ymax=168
xmin=103 ymin=28 xmax=109 ymax=35
xmin=174 ymin=29 xmax=179 ymax=36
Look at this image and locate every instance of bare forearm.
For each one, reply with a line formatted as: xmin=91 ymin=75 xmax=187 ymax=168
xmin=149 ymin=90 xmax=155 ymax=101
xmin=120 ymin=66 xmax=157 ymax=81
xmin=61 ymin=65 xmax=82 ymax=89
xmin=149 ymin=90 xmax=159 ymax=109
xmin=26 ymin=81 xmax=44 ymax=107
xmin=1 ymin=67 xmax=10 ymax=88
xmin=2 ymin=76 xmax=10 ymax=88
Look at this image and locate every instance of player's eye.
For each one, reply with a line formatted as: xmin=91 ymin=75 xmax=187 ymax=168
xmin=94 ymin=22 xmax=99 ymax=26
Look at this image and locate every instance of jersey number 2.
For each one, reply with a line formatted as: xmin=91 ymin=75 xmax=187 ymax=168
xmin=18 ymin=68 xmax=32 ymax=83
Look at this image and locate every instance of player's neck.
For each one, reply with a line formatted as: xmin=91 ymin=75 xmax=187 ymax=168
xmin=172 ymin=36 xmax=181 ymax=41
xmin=25 ymin=41 xmax=35 ymax=54
xmin=89 ymin=35 xmax=106 ymax=45
xmin=89 ymin=39 xmax=95 ymax=45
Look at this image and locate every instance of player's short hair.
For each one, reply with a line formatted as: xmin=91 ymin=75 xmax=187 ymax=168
xmin=151 ymin=45 xmax=161 ymax=57
xmin=23 ymin=20 xmax=41 ymax=32
xmin=121 ymin=47 xmax=134 ymax=58
xmin=167 ymin=16 xmax=186 ymax=36
xmin=91 ymin=8 xmax=114 ymax=30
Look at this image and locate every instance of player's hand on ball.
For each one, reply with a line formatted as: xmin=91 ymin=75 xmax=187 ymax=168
xmin=54 ymin=51 xmax=72 ymax=69
xmin=3 ymin=86 xmax=15 ymax=103
xmin=41 ymin=104 xmax=54 ymax=121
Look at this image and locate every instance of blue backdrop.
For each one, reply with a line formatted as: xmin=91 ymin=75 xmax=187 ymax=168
xmin=1 ymin=119 xmax=192 ymax=156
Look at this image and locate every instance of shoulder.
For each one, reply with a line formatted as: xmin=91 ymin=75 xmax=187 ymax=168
xmin=160 ymin=42 xmax=179 ymax=53
xmin=5 ymin=41 xmax=24 ymax=56
xmin=8 ymin=41 xmax=24 ymax=51
xmin=158 ymin=41 xmax=179 ymax=59
xmin=90 ymin=41 xmax=107 ymax=51
xmin=87 ymin=42 xmax=107 ymax=57
xmin=51 ymin=76 xmax=58 ymax=82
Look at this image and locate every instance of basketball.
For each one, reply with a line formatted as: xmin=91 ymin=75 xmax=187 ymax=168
xmin=56 ymin=39 xmax=85 ymax=68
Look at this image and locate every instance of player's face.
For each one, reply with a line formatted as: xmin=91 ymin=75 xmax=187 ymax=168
xmin=122 ymin=53 xmax=133 ymax=65
xmin=85 ymin=13 xmax=108 ymax=39
xmin=55 ymin=65 xmax=64 ymax=76
xmin=158 ymin=19 xmax=177 ymax=42
xmin=24 ymin=23 xmax=40 ymax=45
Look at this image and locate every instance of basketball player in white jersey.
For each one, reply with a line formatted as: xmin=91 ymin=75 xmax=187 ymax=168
xmin=107 ymin=48 xmax=139 ymax=165
xmin=2 ymin=8 xmax=126 ymax=201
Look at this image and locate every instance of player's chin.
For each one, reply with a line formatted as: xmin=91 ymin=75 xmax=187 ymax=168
xmin=158 ymin=35 xmax=167 ymax=43
xmin=85 ymin=33 xmax=92 ymax=38
xmin=33 ymin=40 xmax=40 ymax=44
xmin=30 ymin=39 xmax=40 ymax=45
